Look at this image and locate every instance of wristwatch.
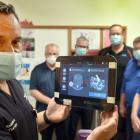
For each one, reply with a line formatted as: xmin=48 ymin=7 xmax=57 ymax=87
xmin=43 ymin=111 xmax=53 ymax=125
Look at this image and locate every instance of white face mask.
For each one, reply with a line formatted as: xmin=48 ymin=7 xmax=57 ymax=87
xmin=46 ymin=55 xmax=57 ymax=65
xmin=0 ymin=52 xmax=22 ymax=80
xmin=133 ymin=50 xmax=140 ymax=61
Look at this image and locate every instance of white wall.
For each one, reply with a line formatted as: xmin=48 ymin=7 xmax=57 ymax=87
xmin=4 ymin=0 xmax=140 ymax=48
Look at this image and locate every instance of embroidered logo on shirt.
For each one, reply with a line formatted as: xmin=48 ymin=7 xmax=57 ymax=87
xmin=121 ymin=53 xmax=127 ymax=57
xmin=106 ymin=53 xmax=110 ymax=55
xmin=5 ymin=119 xmax=18 ymax=132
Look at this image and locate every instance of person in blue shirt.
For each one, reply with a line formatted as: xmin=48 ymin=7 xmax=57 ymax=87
xmin=120 ymin=36 xmax=140 ymax=140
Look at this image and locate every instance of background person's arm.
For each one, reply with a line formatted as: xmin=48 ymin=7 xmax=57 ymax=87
xmin=30 ymin=67 xmax=51 ymax=104
xmin=30 ymin=89 xmax=51 ymax=104
xmin=86 ymin=106 xmax=118 ymax=140
xmin=131 ymin=93 xmax=140 ymax=133
xmin=119 ymin=76 xmax=127 ymax=118
xmin=119 ymin=93 xmax=126 ymax=117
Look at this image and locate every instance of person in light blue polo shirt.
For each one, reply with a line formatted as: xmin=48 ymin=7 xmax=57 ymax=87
xmin=120 ymin=36 xmax=140 ymax=140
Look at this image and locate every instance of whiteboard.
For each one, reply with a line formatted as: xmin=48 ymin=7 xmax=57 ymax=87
xmin=22 ymin=28 xmax=68 ymax=62
xmin=20 ymin=28 xmax=68 ymax=96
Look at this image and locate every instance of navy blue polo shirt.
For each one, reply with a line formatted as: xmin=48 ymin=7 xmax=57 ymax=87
xmin=30 ymin=62 xmax=56 ymax=112
xmin=121 ymin=58 xmax=140 ymax=108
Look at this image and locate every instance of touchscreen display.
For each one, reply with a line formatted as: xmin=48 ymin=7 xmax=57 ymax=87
xmin=60 ymin=63 xmax=109 ymax=99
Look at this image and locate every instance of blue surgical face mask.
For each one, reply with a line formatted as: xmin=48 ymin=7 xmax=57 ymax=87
xmin=0 ymin=52 xmax=23 ymax=80
xmin=75 ymin=47 xmax=87 ymax=56
xmin=133 ymin=50 xmax=140 ymax=61
xmin=110 ymin=35 xmax=122 ymax=46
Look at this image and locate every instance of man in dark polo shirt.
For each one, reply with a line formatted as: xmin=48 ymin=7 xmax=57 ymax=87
xmin=98 ymin=24 xmax=133 ymax=140
xmin=30 ymin=43 xmax=67 ymax=140
xmin=68 ymin=36 xmax=93 ymax=140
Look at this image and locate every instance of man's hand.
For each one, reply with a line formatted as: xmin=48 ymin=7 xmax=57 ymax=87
xmin=100 ymin=105 xmax=118 ymax=137
xmin=46 ymin=98 xmax=70 ymax=123
xmin=131 ymin=114 xmax=140 ymax=133
xmin=87 ymin=105 xmax=118 ymax=140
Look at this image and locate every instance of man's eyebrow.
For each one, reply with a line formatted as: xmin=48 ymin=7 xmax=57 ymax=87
xmin=0 ymin=36 xmax=22 ymax=40
xmin=14 ymin=37 xmax=22 ymax=40
xmin=0 ymin=36 xmax=4 ymax=39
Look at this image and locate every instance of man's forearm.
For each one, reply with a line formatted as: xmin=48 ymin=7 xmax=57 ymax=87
xmin=30 ymin=89 xmax=51 ymax=104
xmin=86 ymin=126 xmax=111 ymax=140
xmin=132 ymin=94 xmax=139 ymax=116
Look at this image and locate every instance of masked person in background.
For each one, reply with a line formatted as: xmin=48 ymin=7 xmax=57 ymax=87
xmin=68 ymin=35 xmax=93 ymax=140
xmin=120 ymin=36 xmax=140 ymax=140
xmin=98 ymin=24 xmax=133 ymax=140
xmin=74 ymin=35 xmax=89 ymax=56
xmin=30 ymin=43 xmax=68 ymax=140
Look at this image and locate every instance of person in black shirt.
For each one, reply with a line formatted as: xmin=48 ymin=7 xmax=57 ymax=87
xmin=0 ymin=2 xmax=70 ymax=140
xmin=98 ymin=24 xmax=133 ymax=140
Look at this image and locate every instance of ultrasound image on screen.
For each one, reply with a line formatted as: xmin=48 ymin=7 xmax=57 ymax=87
xmin=60 ymin=64 xmax=109 ymax=99
xmin=90 ymin=75 xmax=105 ymax=91
xmin=69 ymin=73 xmax=84 ymax=91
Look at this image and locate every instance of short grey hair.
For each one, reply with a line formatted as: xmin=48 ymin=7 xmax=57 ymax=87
xmin=45 ymin=43 xmax=59 ymax=50
xmin=76 ymin=35 xmax=89 ymax=45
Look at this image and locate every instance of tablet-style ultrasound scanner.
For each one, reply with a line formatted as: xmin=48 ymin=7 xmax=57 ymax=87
xmin=54 ymin=56 xmax=117 ymax=111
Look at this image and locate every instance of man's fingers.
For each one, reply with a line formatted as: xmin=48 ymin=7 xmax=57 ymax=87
xmin=134 ymin=119 xmax=140 ymax=133
xmin=112 ymin=105 xmax=119 ymax=123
